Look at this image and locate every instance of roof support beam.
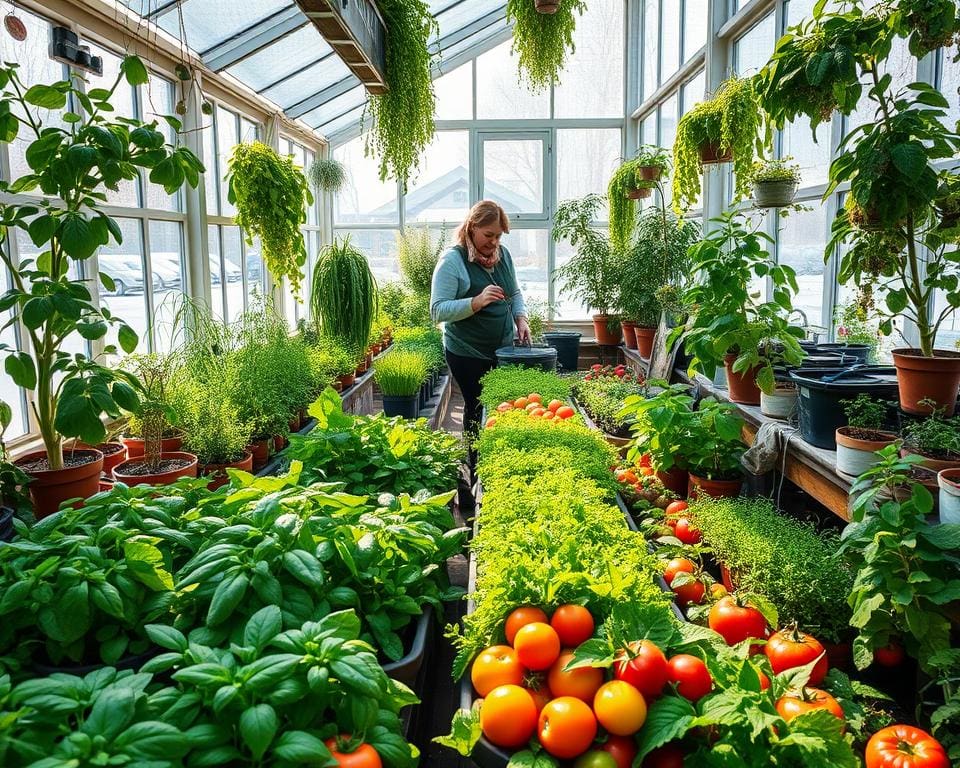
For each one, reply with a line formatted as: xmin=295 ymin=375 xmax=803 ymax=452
xmin=202 ymin=6 xmax=309 ymax=71
xmin=429 ymin=6 xmax=508 ymax=55
xmin=286 ymin=76 xmax=360 ymax=120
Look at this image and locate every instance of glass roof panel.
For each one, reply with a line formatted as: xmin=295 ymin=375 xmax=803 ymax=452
xmin=154 ymin=0 xmax=290 ymax=50
xmin=226 ymin=26 xmax=330 ymax=91
xmin=436 ymin=0 xmax=505 ymax=41
xmin=318 ymin=105 xmax=367 ymax=138
xmin=263 ymin=56 xmax=353 ymax=110
xmin=302 ymin=85 xmax=368 ymax=129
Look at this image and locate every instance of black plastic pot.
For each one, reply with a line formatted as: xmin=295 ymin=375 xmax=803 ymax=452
xmin=384 ymin=394 xmax=419 ymax=419
xmin=542 ymin=331 xmax=581 ymax=372
xmin=789 ymin=367 xmax=900 ymax=449
xmin=418 ymin=382 xmax=429 ymax=409
xmin=495 ymin=344 xmax=557 ymax=372
xmin=382 ymin=605 xmax=433 ymax=689
xmin=814 ymin=343 xmax=871 ymax=364
xmin=0 ymin=506 xmax=14 ymax=542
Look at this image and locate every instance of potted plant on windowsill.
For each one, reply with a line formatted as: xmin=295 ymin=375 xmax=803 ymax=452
xmin=553 ymin=193 xmax=622 ymax=345
xmin=673 ymin=75 xmax=767 ymax=216
xmin=900 ymin=405 xmax=960 ymax=472
xmin=835 ymin=393 xmax=898 ymax=478
xmin=749 ymin=158 xmax=801 ymax=208
xmin=685 ymin=398 xmax=747 ymax=499
xmin=0 ymin=56 xmax=201 ymax=518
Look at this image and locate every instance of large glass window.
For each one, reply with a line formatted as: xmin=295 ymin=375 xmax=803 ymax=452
xmin=404 ymin=131 xmax=470 ymax=225
xmin=150 ymin=221 xmax=186 ymax=352
xmin=334 ymin=135 xmax=398 ymax=225
xmin=658 ymin=94 xmax=679 ymax=152
xmin=643 ymin=0 xmax=660 ymax=100
xmin=476 ymin=40 xmax=550 ymax=119
xmin=502 ymin=230 xmax=549 ymax=306
xmin=777 ymin=205 xmax=829 ymax=327
xmin=216 ymin=106 xmax=240 ymax=217
xmin=733 ymin=13 xmax=776 ymax=75
xmin=557 ymin=129 xmax=622 ymax=212
xmin=98 ymin=218 xmax=150 ymax=354
xmin=683 ymin=0 xmax=708 ymax=62
xmin=682 ymin=70 xmax=705 ymax=116
xmin=434 ymin=62 xmax=473 ymax=120
xmin=554 ymin=0 xmax=624 ymax=118
xmin=481 ymin=137 xmax=545 ymax=216
xmin=335 ymin=229 xmax=403 ymax=286
xmin=660 ymin=1 xmax=681 ymax=83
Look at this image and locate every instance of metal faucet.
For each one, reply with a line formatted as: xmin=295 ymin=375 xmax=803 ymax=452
xmin=788 ymin=308 xmax=808 ymax=328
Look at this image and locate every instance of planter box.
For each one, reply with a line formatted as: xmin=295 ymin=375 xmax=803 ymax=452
xmin=382 ymin=605 xmax=434 ymax=690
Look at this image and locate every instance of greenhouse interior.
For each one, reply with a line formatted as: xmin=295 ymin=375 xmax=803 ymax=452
xmin=1 ymin=0 xmax=960 ymax=765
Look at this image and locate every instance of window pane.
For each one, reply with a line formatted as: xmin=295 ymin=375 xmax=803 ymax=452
xmin=97 ymin=218 xmax=150 ymax=354
xmin=847 ymin=37 xmax=916 ymax=129
xmin=475 ymin=40 xmax=550 ymax=119
xmin=434 ymin=62 xmax=473 ymax=120
xmin=89 ymin=45 xmax=140 ymax=208
xmin=217 ymin=105 xmax=239 ymax=216
xmin=682 ymin=71 xmax=705 ymax=116
xmin=659 ymin=94 xmax=679 ymax=152
xmin=283 ymin=279 xmax=299 ymax=331
xmin=683 ymin=0 xmax=708 ymax=62
xmin=0 ymin=265 xmax=26 ymax=437
xmin=941 ymin=44 xmax=960 ymax=132
xmin=245 ymin=236 xmax=264 ymax=309
xmin=557 ymin=128 xmax=622 ymax=216
xmin=554 ymin=234 xmax=594 ymax=320
xmin=661 ymin=0 xmax=681 ymax=82
xmin=404 ymin=131 xmax=469 ymax=224
xmin=305 ymin=149 xmax=319 ymax=226
xmin=935 ymin=278 xmax=960 ymax=350
xmin=482 ymin=139 xmax=544 ymax=215
xmin=334 ymin=229 xmax=402 ymax=286
xmin=643 ymin=0 xmax=660 ymax=100
xmin=777 ymin=203 xmax=827 ymax=327
xmin=208 ymin=225 xmax=225 ymax=320
xmin=334 ymin=135 xmax=398 ymax=225
xmin=786 ymin=0 xmax=818 ymax=25
xmin=640 ymin=114 xmax=656 ymax=145
xmin=203 ymin=118 xmax=218 ymax=215
xmin=224 ymin=226 xmax=245 ymax=321
xmin=733 ymin=13 xmax=776 ymax=75
xmin=143 ymin=74 xmax=181 ymax=212
xmin=241 ymin=118 xmax=259 ymax=145
xmin=554 ymin=0 xmax=624 ymax=119
xmin=150 ymin=221 xmax=185 ymax=352
xmin=502 ymin=229 xmax=548 ymax=307
xmin=782 ymin=120 xmax=831 ymax=187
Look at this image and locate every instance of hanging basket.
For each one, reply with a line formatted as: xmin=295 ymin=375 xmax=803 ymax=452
xmin=626 ymin=186 xmax=652 ymax=199
xmin=753 ymin=180 xmax=798 ymax=209
xmin=699 ymin=141 xmax=733 ymax=164
xmin=638 ymin=165 xmax=663 ymax=181
xmin=535 ymin=0 xmax=560 ymax=12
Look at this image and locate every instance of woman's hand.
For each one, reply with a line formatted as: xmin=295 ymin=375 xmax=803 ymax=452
xmin=471 ymin=284 xmax=505 ymax=312
xmin=515 ymin=316 xmax=531 ymax=345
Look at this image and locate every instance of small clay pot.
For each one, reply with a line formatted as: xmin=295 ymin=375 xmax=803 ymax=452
xmin=112 ymin=451 xmax=198 ymax=486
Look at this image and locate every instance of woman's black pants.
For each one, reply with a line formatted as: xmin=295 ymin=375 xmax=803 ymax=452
xmin=445 ymin=349 xmax=496 ymax=438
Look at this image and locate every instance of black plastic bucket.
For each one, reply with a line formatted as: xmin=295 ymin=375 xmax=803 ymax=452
xmin=814 ymin=343 xmax=872 ymax=364
xmin=384 ymin=394 xmax=419 ymax=419
xmin=495 ymin=344 xmax=558 ymax=372
xmin=789 ymin=367 xmax=900 ymax=449
xmin=542 ymin=331 xmax=581 ymax=372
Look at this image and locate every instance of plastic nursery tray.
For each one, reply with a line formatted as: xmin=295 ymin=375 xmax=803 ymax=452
xmin=383 ymin=605 xmax=433 ymax=690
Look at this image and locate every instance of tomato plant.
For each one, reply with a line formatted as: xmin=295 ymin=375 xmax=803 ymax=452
xmin=471 ymin=645 xmax=524 ymax=696
xmin=667 ymin=654 xmax=712 ymax=701
xmin=613 ymin=640 xmax=669 ymax=699
xmin=775 ymin=687 xmax=844 ymax=728
xmin=514 ymin=622 xmax=561 ymax=670
xmin=505 ymin=606 xmax=549 ymax=645
xmin=764 ymin=625 xmax=828 ymax=685
xmin=538 ymin=697 xmax=598 ymax=759
xmin=865 ymin=725 xmax=949 ymax=768
xmin=599 ymin=734 xmax=638 ymax=768
xmin=663 ymin=558 xmax=695 ymax=586
xmin=551 ymin=604 xmax=595 ymax=647
xmin=593 ymin=680 xmax=647 ymax=736
xmin=674 ymin=518 xmax=702 ymax=544
xmin=479 ymin=685 xmax=538 ymax=749
xmin=708 ymin=596 xmax=769 ymax=646
xmin=548 ymin=650 xmax=604 ymax=702
xmin=873 ymin=642 xmax=905 ymax=668
xmin=325 ymin=739 xmax=382 ymax=768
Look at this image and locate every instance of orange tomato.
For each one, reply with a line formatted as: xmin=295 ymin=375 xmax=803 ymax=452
xmin=638 ymin=466 xmax=655 ymax=477
xmin=525 ymin=402 xmax=540 ymax=413
xmin=664 ymin=500 xmax=688 ymax=517
xmin=538 ymin=697 xmax=597 ymax=759
xmin=593 ymin=680 xmax=647 ymax=736
xmin=505 ymin=606 xmax=549 ymax=645
xmin=480 ymin=685 xmax=538 ymax=749
xmin=514 ymin=622 xmax=561 ymax=670
xmin=710 ymin=583 xmax=728 ymax=599
xmin=526 ymin=683 xmax=552 ymax=713
xmin=514 ymin=396 xmax=530 ymax=409
xmin=528 ymin=393 xmax=543 ymax=404
xmin=775 ymin=688 xmax=844 ymax=729
xmin=542 ymin=411 xmax=556 ymax=420
xmin=324 ymin=738 xmax=382 ymax=768
xmin=547 ymin=399 xmax=564 ymax=413
xmin=621 ymin=469 xmax=639 ymax=485
xmin=496 ymin=402 xmax=513 ymax=412
xmin=637 ymin=453 xmax=653 ymax=468
xmin=556 ymin=405 xmax=575 ymax=420
xmin=550 ymin=605 xmax=595 ymax=647
xmin=485 ymin=416 xmax=498 ymax=429
xmin=531 ymin=407 xmax=547 ymax=417
xmin=547 ymin=651 xmax=604 ymax=702
xmin=471 ymin=645 xmax=525 ymax=696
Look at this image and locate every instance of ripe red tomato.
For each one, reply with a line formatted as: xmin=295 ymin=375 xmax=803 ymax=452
xmin=672 ymin=578 xmax=706 ymax=607
xmin=873 ymin=642 xmax=905 ymax=668
xmin=642 ymin=743 xmax=685 ymax=768
xmin=550 ymin=604 xmax=595 ymax=647
xmin=599 ymin=735 xmax=638 ymax=768
xmin=664 ymin=500 xmax=687 ymax=517
xmin=764 ymin=626 xmax=828 ymax=686
xmin=865 ymin=725 xmax=949 ymax=768
xmin=613 ymin=640 xmax=669 ymax=699
xmin=538 ymin=696 xmax=597 ymax=759
xmin=480 ymin=685 xmax=538 ymax=749
xmin=324 ymin=738 xmax=382 ymax=768
xmin=547 ymin=399 xmax=564 ymax=413
xmin=593 ymin=680 xmax=647 ymax=736
xmin=663 ymin=558 xmax=695 ymax=586
xmin=667 ymin=654 xmax=712 ymax=701
xmin=708 ymin=596 xmax=769 ymax=647
xmin=547 ymin=650 xmax=604 ymax=702
xmin=514 ymin=622 xmax=561 ymax=670
xmin=471 ymin=645 xmax=524 ymax=696
xmin=505 ymin=606 xmax=549 ymax=645
xmin=775 ymin=687 xmax=844 ymax=729
xmin=674 ymin=518 xmax=702 ymax=544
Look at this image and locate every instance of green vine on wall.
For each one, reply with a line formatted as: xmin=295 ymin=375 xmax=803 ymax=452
xmin=506 ymin=0 xmax=587 ymax=92
xmin=227 ymin=141 xmax=313 ymax=296
xmin=365 ymin=0 xmax=438 ymax=187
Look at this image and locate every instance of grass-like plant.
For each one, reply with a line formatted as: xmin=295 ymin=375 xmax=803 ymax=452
xmin=397 ymin=226 xmax=444 ymax=298
xmin=373 ymin=350 xmax=429 ymax=397
xmin=506 ymin=0 xmax=587 ymax=91
xmin=689 ymin=496 xmax=854 ymax=643
xmin=478 ymin=365 xmax=573 ymax=409
xmin=307 ymin=155 xmax=346 ymax=193
xmin=174 ymin=375 xmax=251 ymax=466
xmin=901 ymin=407 xmax=960 ymax=458
xmin=311 ymin=237 xmax=379 ymax=356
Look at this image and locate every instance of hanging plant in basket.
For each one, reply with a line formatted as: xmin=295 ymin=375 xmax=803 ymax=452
xmin=749 ymin=158 xmax=801 ymax=208
xmin=607 ymin=145 xmax=671 ymax=251
xmin=227 ymin=141 xmax=313 ymax=296
xmin=506 ymin=0 xmax=587 ymax=92
xmin=307 ymin=155 xmax=346 ymax=193
xmin=535 ymin=0 xmax=560 ymax=12
xmin=364 ymin=0 xmax=437 ymax=187
xmin=673 ymin=75 xmax=767 ymax=216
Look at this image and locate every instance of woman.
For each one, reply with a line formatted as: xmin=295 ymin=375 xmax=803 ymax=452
xmin=431 ymin=200 xmax=531 ymax=437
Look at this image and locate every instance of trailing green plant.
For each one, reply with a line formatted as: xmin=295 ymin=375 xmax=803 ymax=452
xmin=311 ymin=237 xmax=378 ymax=356
xmin=477 ymin=365 xmax=573 ymax=409
xmin=673 ymin=75 xmax=767 ymax=216
xmin=901 ymin=406 xmax=960 ymax=458
xmin=505 ymin=0 xmax=587 ymax=91
xmin=374 ymin=349 xmax=429 ymax=397
xmin=842 ymin=393 xmax=890 ymax=432
xmin=748 ymin=157 xmax=801 ymax=184
xmin=396 ymin=225 xmax=444 ymax=298
xmin=306 ymin=154 xmax=346 ymax=193
xmin=0 ymin=55 xmax=202 ymax=471
xmin=842 ymin=445 xmax=960 ymax=671
xmin=364 ymin=0 xmax=437 ymax=186
xmin=689 ymin=496 xmax=854 ymax=644
xmin=553 ymin=193 xmax=621 ymax=316
xmin=227 ymin=141 xmax=313 ymax=296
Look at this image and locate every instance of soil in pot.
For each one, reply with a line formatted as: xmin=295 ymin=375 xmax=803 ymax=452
xmin=899 ymin=445 xmax=960 ymax=473
xmin=621 ymin=321 xmax=638 ymax=349
xmin=592 ymin=315 xmax=622 ymax=346
xmin=123 ymin=434 xmax=183 ymax=459
xmin=724 ymin=354 xmax=762 ymax=405
xmin=635 ymin=327 xmax=656 ymax=359
xmin=201 ymin=451 xmax=254 ymax=490
xmin=15 ymin=449 xmax=104 ymax=519
xmin=74 ymin=441 xmax=127 ymax=475
xmin=892 ymin=348 xmax=960 ymax=416
xmin=835 ymin=427 xmax=898 ymax=478
xmin=112 ymin=452 xmax=198 ymax=486
xmin=688 ymin=472 xmax=743 ymax=500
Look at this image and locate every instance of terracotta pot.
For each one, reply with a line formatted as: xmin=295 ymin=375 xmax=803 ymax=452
xmin=98 ymin=478 xmax=114 ymax=493
xmin=355 ymin=362 xmax=366 ymax=377
xmin=273 ymin=434 xmax=287 ymax=452
xmin=200 ymin=450 xmax=254 ymax=490
xmin=592 ymin=314 xmax=623 ymax=346
xmin=723 ymin=353 xmax=762 ymax=405
xmin=700 ymin=141 xmax=733 ymax=164
xmin=621 ymin=321 xmax=638 ymax=349
xmin=371 ymin=344 xmax=382 ymax=356
xmin=836 ymin=427 xmax=898 ymax=478
xmin=112 ymin=451 xmax=198 ymax=486
xmin=656 ymin=466 xmax=689 ymax=497
xmin=122 ymin=434 xmax=183 ymax=459
xmin=288 ymin=415 xmax=300 ymax=433
xmin=635 ymin=326 xmax=656 ymax=358
xmin=688 ymin=472 xmax=743 ymax=500
xmin=247 ymin=438 xmax=272 ymax=470
xmin=638 ymin=165 xmax=662 ymax=181
xmin=365 ymin=352 xmax=373 ymax=367
xmin=535 ymin=0 xmax=559 ymax=12
xmin=898 ymin=446 xmax=960 ymax=473
xmin=73 ymin=441 xmax=127 ymax=475
xmin=15 ymin=449 xmax=104 ymax=519
xmin=626 ymin=186 xmax=652 ymax=199
xmin=892 ymin=348 xmax=960 ymax=416
xmin=338 ymin=372 xmax=356 ymax=389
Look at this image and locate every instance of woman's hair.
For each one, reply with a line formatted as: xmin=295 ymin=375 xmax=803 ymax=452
xmin=455 ymin=200 xmax=511 ymax=247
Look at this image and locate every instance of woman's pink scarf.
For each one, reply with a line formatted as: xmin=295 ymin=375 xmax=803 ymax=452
xmin=466 ymin=235 xmax=501 ymax=270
